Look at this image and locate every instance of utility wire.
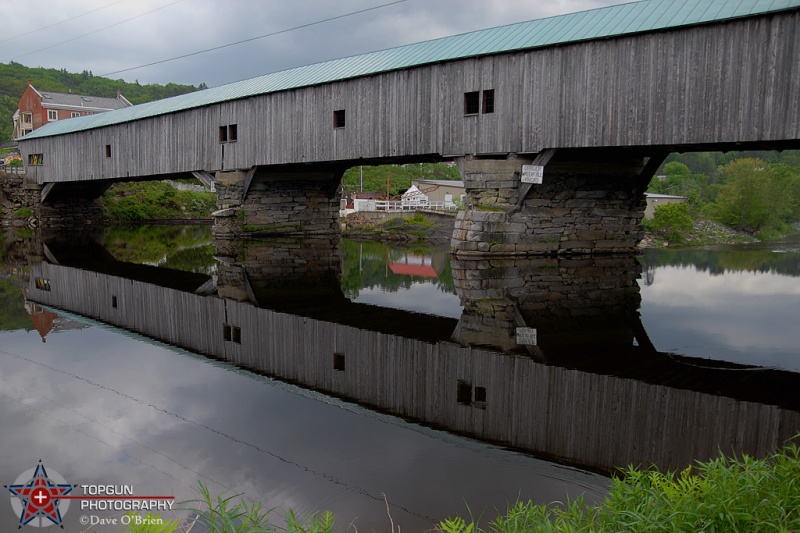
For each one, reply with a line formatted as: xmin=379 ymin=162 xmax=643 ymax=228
xmin=9 ymin=0 xmax=189 ymax=61
xmin=0 ymin=0 xmax=126 ymax=44
xmin=98 ymin=0 xmax=410 ymax=78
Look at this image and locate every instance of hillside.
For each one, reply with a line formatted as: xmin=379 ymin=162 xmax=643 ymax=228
xmin=0 ymin=61 xmax=205 ymax=141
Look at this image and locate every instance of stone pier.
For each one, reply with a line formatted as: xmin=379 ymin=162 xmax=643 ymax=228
xmin=451 ymin=255 xmax=646 ymax=358
xmin=213 ymin=165 xmax=345 ymax=239
xmin=1 ymin=170 xmax=104 ymax=230
xmin=451 ymin=150 xmax=664 ymax=256
xmin=213 ymin=235 xmax=341 ymax=304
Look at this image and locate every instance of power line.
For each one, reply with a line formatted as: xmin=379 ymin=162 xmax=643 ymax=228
xmin=98 ymin=0 xmax=410 ymax=78
xmin=0 ymin=0 xmax=127 ymax=45
xmin=9 ymin=0 xmax=189 ymax=61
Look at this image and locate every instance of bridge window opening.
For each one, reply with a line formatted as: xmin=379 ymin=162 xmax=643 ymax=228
xmin=474 ymin=386 xmax=486 ymax=402
xmin=105 ymin=145 xmax=112 ymax=158
xmin=219 ymin=124 xmax=238 ymax=143
xmin=482 ymin=89 xmax=495 ymax=113
xmin=35 ymin=278 xmax=51 ymax=291
xmin=333 ymin=109 xmax=346 ymax=129
xmin=28 ymin=153 xmax=44 ymax=166
xmin=112 ymin=296 xmax=118 ymax=309
xmin=223 ymin=324 xmax=241 ymax=343
xmin=464 ymin=91 xmax=480 ymax=115
xmin=47 ymin=110 xmax=58 ymax=121
xmin=333 ymin=352 xmax=345 ymax=371
xmin=456 ymin=380 xmax=472 ymax=405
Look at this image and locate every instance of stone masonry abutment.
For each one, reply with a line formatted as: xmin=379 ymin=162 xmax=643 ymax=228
xmin=451 ymin=150 xmax=665 ymax=256
xmin=213 ymin=166 xmax=345 ymax=239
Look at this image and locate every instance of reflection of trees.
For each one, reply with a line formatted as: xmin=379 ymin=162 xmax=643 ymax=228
xmin=99 ymin=225 xmax=213 ymax=270
xmin=0 ymin=280 xmax=32 ymax=331
xmin=639 ymin=247 xmax=800 ymax=277
xmin=339 ymin=238 xmax=457 ymax=298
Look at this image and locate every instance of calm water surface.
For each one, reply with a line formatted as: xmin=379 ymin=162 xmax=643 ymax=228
xmin=1 ymin=227 xmax=798 ymax=531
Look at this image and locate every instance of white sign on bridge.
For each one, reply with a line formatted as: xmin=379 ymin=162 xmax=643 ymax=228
xmin=521 ymin=165 xmax=544 ymax=184
xmin=516 ymin=327 xmax=538 ymax=346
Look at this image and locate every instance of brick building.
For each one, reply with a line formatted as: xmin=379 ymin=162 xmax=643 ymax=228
xmin=12 ymin=80 xmax=132 ymax=140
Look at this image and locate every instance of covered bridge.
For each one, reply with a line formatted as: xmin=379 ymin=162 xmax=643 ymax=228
xmin=16 ymin=0 xmax=800 ymax=254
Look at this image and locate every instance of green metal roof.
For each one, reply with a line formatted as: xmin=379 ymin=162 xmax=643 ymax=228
xmin=22 ymin=0 xmax=800 ymax=141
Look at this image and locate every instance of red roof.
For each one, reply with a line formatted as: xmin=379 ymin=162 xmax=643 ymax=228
xmin=389 ymin=263 xmax=438 ymax=278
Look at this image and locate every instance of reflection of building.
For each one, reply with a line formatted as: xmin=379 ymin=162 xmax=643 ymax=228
xmin=13 ymin=81 xmax=132 ymax=139
xmin=24 ymin=301 xmax=88 ymax=342
xmin=27 ymin=255 xmax=800 ymax=475
xmin=644 ymin=193 xmax=687 ymax=218
xmin=388 ymin=253 xmax=438 ymax=278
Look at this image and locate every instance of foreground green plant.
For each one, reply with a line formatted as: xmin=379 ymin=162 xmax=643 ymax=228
xmin=182 ymin=482 xmax=335 ymax=533
xmin=439 ymin=442 xmax=800 ymax=532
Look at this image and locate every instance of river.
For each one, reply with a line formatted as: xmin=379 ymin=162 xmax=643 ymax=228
xmin=1 ymin=226 xmax=798 ymax=531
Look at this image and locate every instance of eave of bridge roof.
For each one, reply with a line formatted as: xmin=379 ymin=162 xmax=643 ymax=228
xmin=20 ymin=0 xmax=800 ymax=141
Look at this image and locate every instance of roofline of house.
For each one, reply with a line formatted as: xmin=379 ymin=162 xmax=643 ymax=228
xmin=41 ymin=102 xmax=125 ymax=113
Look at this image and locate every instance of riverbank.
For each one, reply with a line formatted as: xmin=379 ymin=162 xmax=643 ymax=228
xmin=341 ymin=211 xmax=775 ymax=250
xmin=341 ymin=211 xmax=456 ymax=244
xmin=639 ymin=219 xmax=763 ymax=248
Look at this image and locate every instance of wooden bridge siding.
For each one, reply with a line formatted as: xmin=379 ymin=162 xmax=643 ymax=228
xmin=19 ymin=11 xmax=799 ymax=184
xmin=28 ymin=262 xmax=800 ymax=473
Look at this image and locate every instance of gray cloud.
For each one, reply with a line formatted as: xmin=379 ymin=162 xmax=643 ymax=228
xmin=3 ymin=0 xmax=628 ymax=87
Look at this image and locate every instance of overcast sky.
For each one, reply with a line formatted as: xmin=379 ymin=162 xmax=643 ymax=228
xmin=1 ymin=0 xmax=631 ymax=89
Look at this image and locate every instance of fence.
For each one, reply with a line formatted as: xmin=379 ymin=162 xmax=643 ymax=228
xmin=0 ymin=164 xmax=25 ymax=175
xmin=364 ymin=200 xmax=458 ymax=212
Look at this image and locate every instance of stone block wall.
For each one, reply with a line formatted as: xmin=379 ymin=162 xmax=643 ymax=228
xmin=0 ymin=171 xmax=39 ymax=227
xmin=451 ymin=153 xmax=649 ymax=256
xmin=214 ymin=235 xmax=340 ymax=303
xmin=213 ymin=168 xmax=343 ymax=239
xmin=1 ymin=170 xmax=103 ymax=230
xmin=450 ymin=256 xmax=643 ymax=354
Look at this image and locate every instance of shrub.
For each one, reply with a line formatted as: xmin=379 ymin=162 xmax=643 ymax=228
xmin=439 ymin=441 xmax=800 ymax=533
xmin=645 ymin=202 xmax=693 ymax=244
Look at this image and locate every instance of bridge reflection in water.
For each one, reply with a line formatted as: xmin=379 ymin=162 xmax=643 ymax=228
xmin=29 ymin=237 xmax=800 ymax=475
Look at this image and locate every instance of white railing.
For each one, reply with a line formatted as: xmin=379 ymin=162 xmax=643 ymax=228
xmin=0 ymin=164 xmax=25 ymax=175
xmin=373 ymin=200 xmax=457 ymax=212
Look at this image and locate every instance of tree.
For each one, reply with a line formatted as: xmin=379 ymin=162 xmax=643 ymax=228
xmin=645 ymin=202 xmax=693 ymax=243
xmin=712 ymin=158 xmax=772 ymax=232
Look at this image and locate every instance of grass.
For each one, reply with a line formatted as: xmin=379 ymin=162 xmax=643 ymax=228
xmin=12 ymin=206 xmax=33 ymax=219
xmin=438 ymin=441 xmax=800 ymax=533
xmin=123 ymin=482 xmax=335 ymax=533
xmin=184 ymin=482 xmax=334 ymax=533
xmin=100 ymin=181 xmax=216 ymax=222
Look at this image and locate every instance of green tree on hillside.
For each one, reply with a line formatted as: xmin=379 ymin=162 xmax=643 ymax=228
xmin=645 ymin=202 xmax=693 ymax=243
xmin=341 ymin=163 xmax=460 ymax=197
xmin=711 ymin=158 xmax=800 ymax=234
xmin=648 ymin=161 xmax=713 ymax=208
xmin=0 ymin=61 xmax=205 ymax=141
